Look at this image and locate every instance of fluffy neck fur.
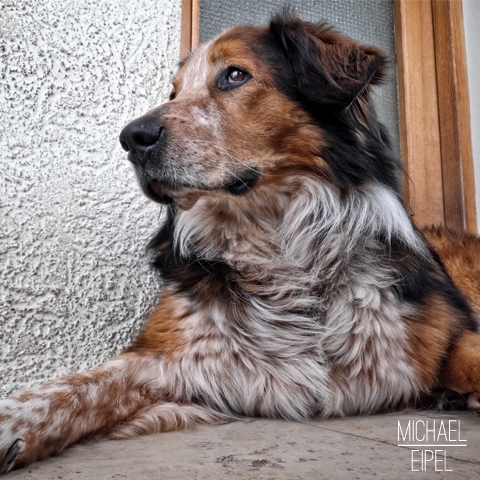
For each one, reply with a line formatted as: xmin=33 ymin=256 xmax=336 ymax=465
xmin=172 ymin=176 xmax=426 ymax=289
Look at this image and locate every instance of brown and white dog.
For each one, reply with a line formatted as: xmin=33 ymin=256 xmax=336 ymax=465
xmin=1 ymin=11 xmax=480 ymax=474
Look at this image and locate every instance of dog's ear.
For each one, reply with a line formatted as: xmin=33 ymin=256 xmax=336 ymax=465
xmin=269 ymin=12 xmax=386 ymax=108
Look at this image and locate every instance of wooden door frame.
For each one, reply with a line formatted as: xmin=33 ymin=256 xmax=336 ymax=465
xmin=395 ymin=0 xmax=476 ymax=233
xmin=181 ymin=0 xmax=477 ymax=234
xmin=181 ymin=0 xmax=200 ymax=59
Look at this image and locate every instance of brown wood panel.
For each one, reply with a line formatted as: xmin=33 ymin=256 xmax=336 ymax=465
xmin=181 ymin=0 xmax=200 ymax=59
xmin=191 ymin=0 xmax=200 ymax=51
xmin=181 ymin=0 xmax=193 ymax=59
xmin=432 ymin=0 xmax=477 ymax=234
xmin=450 ymin=0 xmax=477 ymax=234
xmin=432 ymin=0 xmax=464 ymax=232
xmin=396 ymin=0 xmax=477 ymax=233
xmin=394 ymin=1 xmax=412 ymax=216
xmin=395 ymin=0 xmax=445 ymax=228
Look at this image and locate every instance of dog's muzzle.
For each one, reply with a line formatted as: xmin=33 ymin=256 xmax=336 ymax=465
xmin=119 ymin=115 xmax=176 ymax=204
xmin=119 ymin=114 xmax=261 ymax=205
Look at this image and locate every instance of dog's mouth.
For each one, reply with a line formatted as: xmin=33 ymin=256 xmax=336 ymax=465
xmin=147 ymin=180 xmax=205 ymax=210
xmin=145 ymin=168 xmax=261 ymax=210
xmin=148 ymin=180 xmax=175 ymax=205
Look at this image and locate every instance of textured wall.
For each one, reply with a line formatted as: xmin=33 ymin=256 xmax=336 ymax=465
xmin=0 ymin=0 xmax=181 ymax=398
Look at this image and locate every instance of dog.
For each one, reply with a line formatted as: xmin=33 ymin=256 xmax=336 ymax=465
xmin=1 ymin=10 xmax=480 ymax=474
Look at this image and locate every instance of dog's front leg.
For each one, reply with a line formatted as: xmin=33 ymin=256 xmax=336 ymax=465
xmin=0 ymin=352 xmax=225 ymax=474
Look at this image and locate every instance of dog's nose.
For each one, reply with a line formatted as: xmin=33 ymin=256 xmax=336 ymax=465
xmin=119 ymin=117 xmax=165 ymax=163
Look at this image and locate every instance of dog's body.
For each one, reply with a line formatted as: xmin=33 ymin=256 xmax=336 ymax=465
xmin=2 ymin=12 xmax=480 ymax=474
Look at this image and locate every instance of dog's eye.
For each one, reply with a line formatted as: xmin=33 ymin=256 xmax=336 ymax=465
xmin=169 ymin=89 xmax=176 ymax=101
xmin=217 ymin=67 xmax=250 ymax=91
xmin=228 ymin=70 xmax=246 ymax=84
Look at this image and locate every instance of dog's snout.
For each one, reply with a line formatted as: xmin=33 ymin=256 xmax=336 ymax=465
xmin=119 ymin=117 xmax=165 ymax=163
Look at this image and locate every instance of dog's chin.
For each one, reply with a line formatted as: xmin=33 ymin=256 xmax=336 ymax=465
xmin=146 ymin=180 xmax=204 ymax=210
xmin=145 ymin=180 xmax=175 ymax=205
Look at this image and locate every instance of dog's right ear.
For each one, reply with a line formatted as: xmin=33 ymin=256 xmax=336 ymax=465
xmin=269 ymin=11 xmax=386 ymax=108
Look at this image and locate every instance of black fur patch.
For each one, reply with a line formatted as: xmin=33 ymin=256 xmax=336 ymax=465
xmin=223 ymin=168 xmax=261 ymax=196
xmin=148 ymin=205 xmax=241 ymax=302
xmin=379 ymin=231 xmax=478 ymax=332
xmin=268 ymin=11 xmax=386 ymax=107
xmin=428 ymin=247 xmax=478 ymax=331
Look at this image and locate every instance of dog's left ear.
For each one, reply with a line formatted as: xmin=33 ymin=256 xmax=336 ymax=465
xmin=270 ymin=12 xmax=386 ymax=108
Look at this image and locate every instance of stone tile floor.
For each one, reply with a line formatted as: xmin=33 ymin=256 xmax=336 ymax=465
xmin=7 ymin=410 xmax=480 ymax=479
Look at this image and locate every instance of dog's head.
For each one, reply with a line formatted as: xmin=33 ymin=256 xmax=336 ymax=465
xmin=120 ymin=11 xmax=394 ymax=211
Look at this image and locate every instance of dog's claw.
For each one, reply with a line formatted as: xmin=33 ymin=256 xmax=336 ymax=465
xmin=0 ymin=439 xmax=24 ymax=475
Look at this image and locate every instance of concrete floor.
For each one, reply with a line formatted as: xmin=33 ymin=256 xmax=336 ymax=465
xmin=7 ymin=410 xmax=480 ymax=480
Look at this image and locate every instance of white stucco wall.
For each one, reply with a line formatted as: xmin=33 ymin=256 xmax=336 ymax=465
xmin=0 ymin=0 xmax=182 ymax=398
xmin=462 ymin=0 xmax=480 ymax=231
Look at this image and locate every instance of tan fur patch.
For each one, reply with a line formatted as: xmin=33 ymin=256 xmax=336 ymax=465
xmin=403 ymin=295 xmax=455 ymax=389
xmin=443 ymin=330 xmax=480 ymax=393
xmin=126 ymin=290 xmax=192 ymax=357
xmin=424 ymin=226 xmax=480 ymax=319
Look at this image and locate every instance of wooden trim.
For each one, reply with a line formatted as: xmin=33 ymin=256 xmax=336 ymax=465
xmin=191 ymin=0 xmax=200 ymax=51
xmin=432 ymin=0 xmax=477 ymax=234
xmin=181 ymin=0 xmax=200 ymax=59
xmin=442 ymin=0 xmax=477 ymax=234
xmin=433 ymin=0 xmax=464 ymax=232
xmin=394 ymin=1 xmax=411 ymax=217
xmin=395 ymin=0 xmax=444 ymax=228
xmin=395 ymin=0 xmax=477 ymax=233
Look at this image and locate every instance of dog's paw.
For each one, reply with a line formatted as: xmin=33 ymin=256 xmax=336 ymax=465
xmin=0 ymin=382 xmax=80 ymax=472
xmin=0 ymin=439 xmax=25 ymax=475
xmin=0 ymin=399 xmax=41 ymax=474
